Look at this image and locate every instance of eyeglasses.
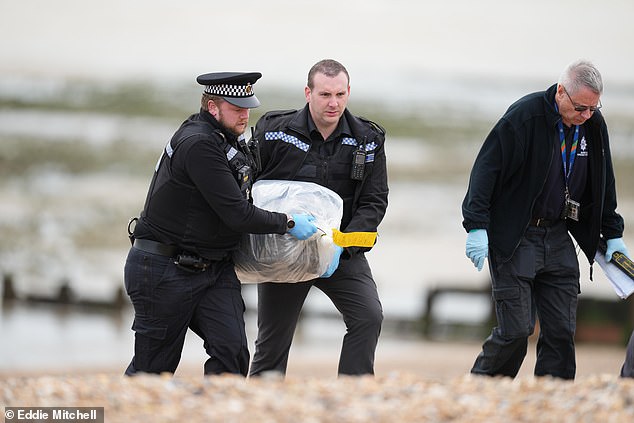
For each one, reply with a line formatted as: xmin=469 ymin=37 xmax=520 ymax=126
xmin=563 ymin=86 xmax=602 ymax=113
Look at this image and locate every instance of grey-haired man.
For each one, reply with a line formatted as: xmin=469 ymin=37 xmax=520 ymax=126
xmin=462 ymin=60 xmax=629 ymax=380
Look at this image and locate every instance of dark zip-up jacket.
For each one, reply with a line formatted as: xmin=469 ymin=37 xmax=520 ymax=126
xmin=135 ymin=110 xmax=288 ymax=259
xmin=462 ymin=84 xmax=624 ymax=263
xmin=254 ymin=105 xmax=389 ymax=254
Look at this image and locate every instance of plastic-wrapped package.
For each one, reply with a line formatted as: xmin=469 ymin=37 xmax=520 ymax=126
xmin=234 ymin=180 xmax=343 ymax=283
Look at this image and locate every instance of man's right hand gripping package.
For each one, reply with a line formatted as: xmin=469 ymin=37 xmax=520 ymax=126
xmin=234 ymin=180 xmax=343 ymax=283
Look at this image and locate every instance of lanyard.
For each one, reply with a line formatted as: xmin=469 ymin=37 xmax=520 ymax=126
xmin=558 ymin=121 xmax=579 ymax=184
xmin=554 ymin=100 xmax=579 ymax=184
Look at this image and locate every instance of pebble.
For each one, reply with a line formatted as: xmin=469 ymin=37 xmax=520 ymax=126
xmin=3 ymin=372 xmax=634 ymax=422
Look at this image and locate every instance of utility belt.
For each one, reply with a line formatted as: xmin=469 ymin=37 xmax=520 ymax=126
xmin=132 ymin=238 xmax=213 ymax=273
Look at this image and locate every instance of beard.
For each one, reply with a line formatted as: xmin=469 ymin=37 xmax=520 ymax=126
xmin=217 ymin=110 xmax=247 ymax=136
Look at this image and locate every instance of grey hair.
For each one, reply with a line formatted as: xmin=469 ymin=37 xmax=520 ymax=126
xmin=558 ymin=59 xmax=603 ymax=95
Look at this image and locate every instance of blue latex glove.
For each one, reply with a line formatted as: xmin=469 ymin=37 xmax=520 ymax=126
xmin=605 ymin=237 xmax=630 ymax=262
xmin=288 ymin=214 xmax=317 ymax=240
xmin=466 ymin=229 xmax=488 ymax=271
xmin=321 ymin=245 xmax=344 ymax=278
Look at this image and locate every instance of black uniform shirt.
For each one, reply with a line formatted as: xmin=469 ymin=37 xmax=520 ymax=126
xmin=533 ymin=124 xmax=589 ymax=220
xmin=254 ymin=105 xmax=388 ymax=249
xmin=135 ymin=111 xmax=287 ymax=259
xmin=307 ymin=112 xmax=353 ymax=149
xmin=297 ymin=113 xmax=354 ymax=186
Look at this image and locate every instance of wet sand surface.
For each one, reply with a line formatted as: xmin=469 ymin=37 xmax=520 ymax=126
xmin=1 ymin=337 xmax=626 ymax=379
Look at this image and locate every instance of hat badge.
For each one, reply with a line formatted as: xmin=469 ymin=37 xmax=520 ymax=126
xmin=245 ymin=83 xmax=253 ymax=95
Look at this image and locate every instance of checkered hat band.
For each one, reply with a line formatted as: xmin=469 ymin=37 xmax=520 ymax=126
xmin=205 ymin=84 xmax=253 ymax=98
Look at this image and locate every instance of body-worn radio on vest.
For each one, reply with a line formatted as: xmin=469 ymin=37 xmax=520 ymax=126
xmin=236 ymin=164 xmax=252 ymax=200
xmin=350 ymin=137 xmax=367 ymax=181
xmin=234 ymin=129 xmax=261 ymax=201
xmin=219 ymin=129 xmax=261 ymax=201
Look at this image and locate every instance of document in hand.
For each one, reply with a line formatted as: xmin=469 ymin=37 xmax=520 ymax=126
xmin=595 ymin=240 xmax=634 ymax=299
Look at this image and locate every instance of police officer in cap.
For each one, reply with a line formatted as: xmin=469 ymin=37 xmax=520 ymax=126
xmin=124 ymin=71 xmax=318 ymax=377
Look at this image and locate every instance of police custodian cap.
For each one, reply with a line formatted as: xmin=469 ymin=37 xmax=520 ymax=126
xmin=196 ymin=72 xmax=262 ymax=109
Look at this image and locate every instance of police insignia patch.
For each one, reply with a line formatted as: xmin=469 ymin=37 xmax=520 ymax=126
xmin=578 ymin=136 xmax=588 ymax=157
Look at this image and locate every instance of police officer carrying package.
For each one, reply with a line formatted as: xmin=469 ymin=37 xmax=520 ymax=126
xmin=124 ymin=72 xmax=318 ymax=376
xmin=249 ymin=59 xmax=389 ymax=377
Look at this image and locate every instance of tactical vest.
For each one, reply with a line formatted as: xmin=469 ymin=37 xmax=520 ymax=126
xmin=150 ymin=125 xmax=258 ymax=204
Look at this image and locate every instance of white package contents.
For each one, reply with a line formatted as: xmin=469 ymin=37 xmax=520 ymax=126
xmin=234 ymin=180 xmax=343 ymax=283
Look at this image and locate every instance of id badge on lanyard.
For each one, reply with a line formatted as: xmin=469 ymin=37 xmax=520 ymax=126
xmin=559 ymin=120 xmax=580 ymax=221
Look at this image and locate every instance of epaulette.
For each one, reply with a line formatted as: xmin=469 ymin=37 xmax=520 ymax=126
xmin=358 ymin=116 xmax=386 ymax=136
xmin=262 ymin=109 xmax=296 ymax=120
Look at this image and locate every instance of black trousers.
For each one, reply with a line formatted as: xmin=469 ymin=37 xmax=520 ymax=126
xmin=621 ymin=330 xmax=634 ymax=378
xmin=249 ymin=253 xmax=383 ymax=377
xmin=124 ymin=247 xmax=249 ymax=376
xmin=471 ymin=221 xmax=580 ymax=379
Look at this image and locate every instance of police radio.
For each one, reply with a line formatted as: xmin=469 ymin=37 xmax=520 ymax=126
xmin=247 ymin=127 xmax=261 ymax=174
xmin=350 ymin=138 xmax=367 ymax=181
xmin=237 ymin=165 xmax=253 ymax=201
xmin=350 ymin=149 xmax=366 ymax=180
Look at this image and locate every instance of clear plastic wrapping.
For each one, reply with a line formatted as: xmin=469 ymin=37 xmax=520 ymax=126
xmin=233 ymin=180 xmax=343 ymax=283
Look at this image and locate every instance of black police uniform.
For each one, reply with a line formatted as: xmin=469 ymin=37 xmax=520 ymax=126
xmin=249 ymin=104 xmax=389 ymax=376
xmin=124 ymin=73 xmax=289 ymax=376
